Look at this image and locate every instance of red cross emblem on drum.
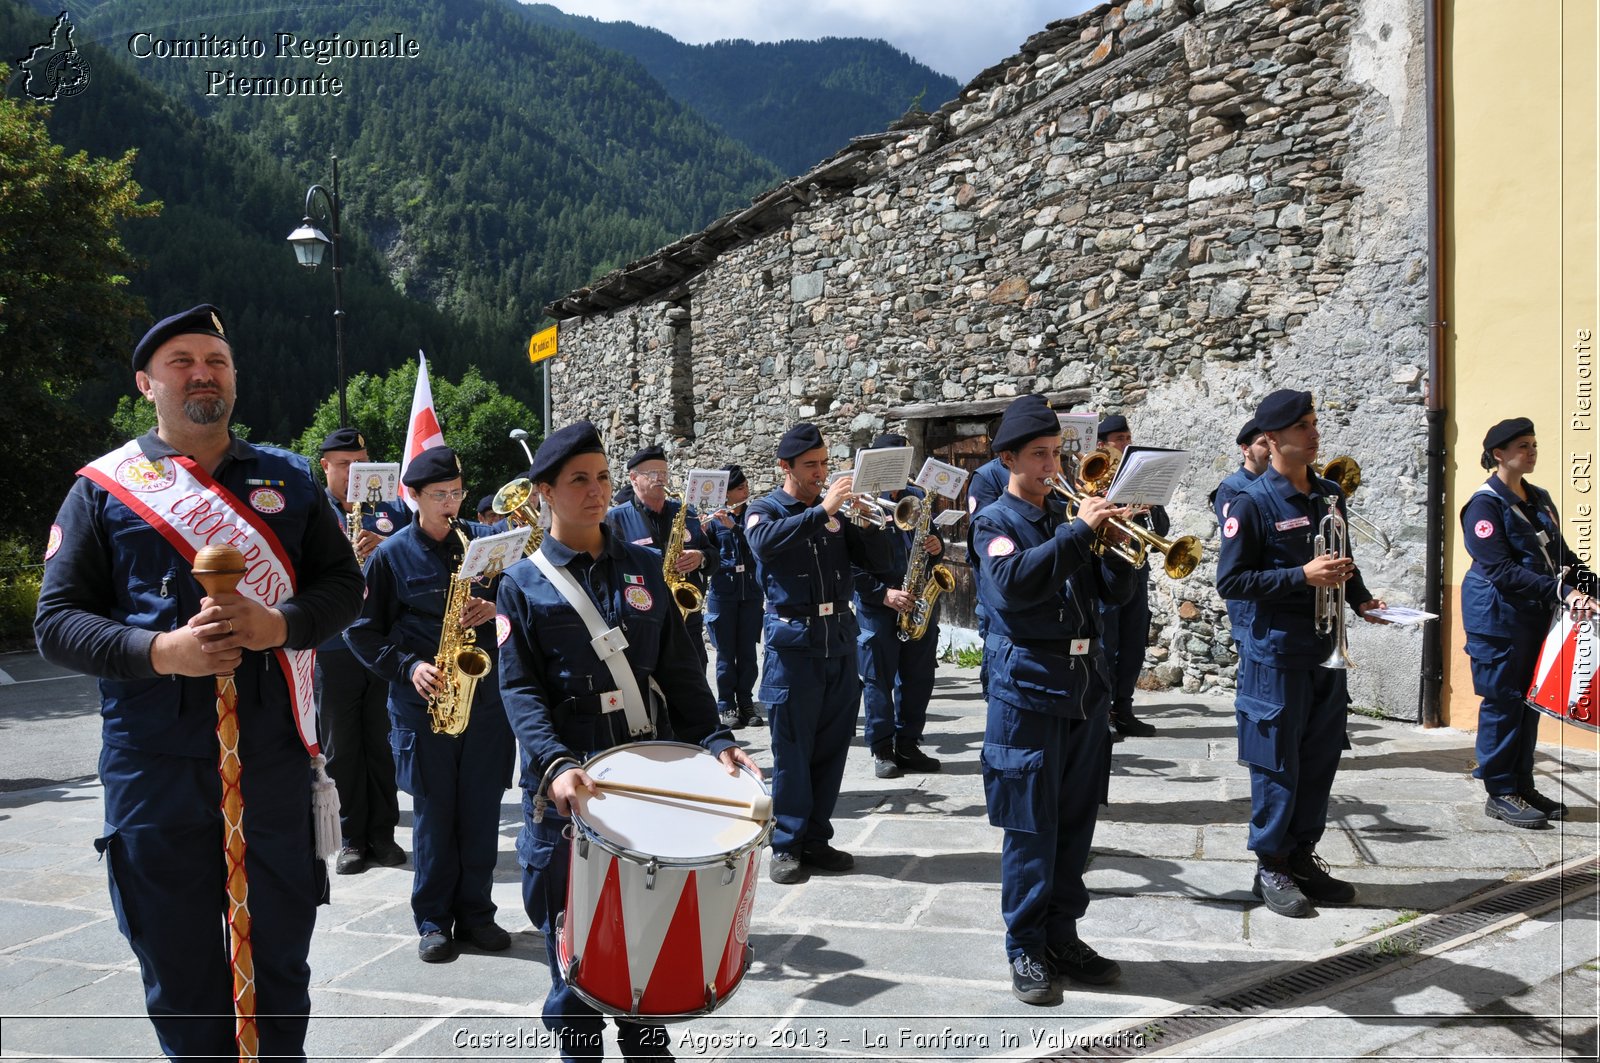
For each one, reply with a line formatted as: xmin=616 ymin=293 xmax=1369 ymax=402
xmin=557 ymin=742 xmax=771 ymax=1018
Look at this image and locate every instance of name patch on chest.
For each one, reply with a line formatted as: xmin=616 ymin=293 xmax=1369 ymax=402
xmin=632 ymin=536 xmax=654 ymax=546
xmin=1274 ymin=516 xmax=1311 ymax=531
xmin=625 ymin=585 xmax=654 ymax=612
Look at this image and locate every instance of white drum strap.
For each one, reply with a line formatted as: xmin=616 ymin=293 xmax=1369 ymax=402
xmin=531 ymin=550 xmax=653 ymax=737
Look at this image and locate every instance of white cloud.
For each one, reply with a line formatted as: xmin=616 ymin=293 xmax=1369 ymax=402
xmin=529 ymin=0 xmax=1100 ymax=83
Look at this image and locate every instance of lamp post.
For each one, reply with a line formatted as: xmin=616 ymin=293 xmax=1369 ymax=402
xmin=287 ymin=155 xmax=349 ymax=426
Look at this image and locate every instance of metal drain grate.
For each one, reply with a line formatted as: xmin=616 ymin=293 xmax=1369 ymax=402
xmin=1040 ymin=856 xmax=1600 ymax=1060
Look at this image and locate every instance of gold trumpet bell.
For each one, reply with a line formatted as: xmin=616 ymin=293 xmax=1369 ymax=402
xmin=1316 ymin=456 xmax=1362 ymax=497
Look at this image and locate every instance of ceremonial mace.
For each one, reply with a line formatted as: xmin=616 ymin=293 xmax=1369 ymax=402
xmin=192 ymin=544 xmax=258 ymax=1063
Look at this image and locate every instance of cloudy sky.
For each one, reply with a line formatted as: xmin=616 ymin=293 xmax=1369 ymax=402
xmin=531 ymin=0 xmax=1102 ymax=83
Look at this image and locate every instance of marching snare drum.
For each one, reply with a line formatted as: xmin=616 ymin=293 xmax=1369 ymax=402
xmin=557 ymin=741 xmax=771 ymax=1019
xmin=1526 ymin=613 xmax=1600 ymax=732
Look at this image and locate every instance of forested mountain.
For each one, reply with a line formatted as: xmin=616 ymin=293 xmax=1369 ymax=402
xmin=7 ymin=0 xmax=785 ymax=440
xmin=515 ymin=4 xmax=963 ymax=176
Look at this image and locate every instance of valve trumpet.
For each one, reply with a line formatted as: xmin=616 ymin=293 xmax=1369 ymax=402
xmin=1314 ymin=495 xmax=1353 ymax=669
xmin=491 ymin=477 xmax=544 ymax=557
xmin=1044 ymin=475 xmax=1204 ymax=578
xmin=845 ymin=492 xmax=920 ymax=531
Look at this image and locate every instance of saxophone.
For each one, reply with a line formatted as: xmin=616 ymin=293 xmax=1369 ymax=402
xmin=347 ymin=500 xmax=366 ymax=567
xmin=897 ymin=493 xmax=956 ymax=642
xmin=427 ymin=521 xmax=492 ymax=736
xmin=662 ymin=489 xmax=705 ymax=619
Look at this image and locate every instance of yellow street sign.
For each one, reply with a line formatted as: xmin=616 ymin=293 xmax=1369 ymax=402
xmin=528 ymin=324 xmax=558 ymax=365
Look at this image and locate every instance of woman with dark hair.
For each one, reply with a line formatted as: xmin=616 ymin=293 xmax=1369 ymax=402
xmin=1459 ymin=417 xmax=1596 ymax=829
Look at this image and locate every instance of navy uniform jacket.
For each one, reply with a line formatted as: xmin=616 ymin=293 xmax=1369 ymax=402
xmin=344 ymin=519 xmax=505 ymax=720
xmin=972 ymin=492 xmax=1137 ymax=718
xmin=1210 ymin=466 xmax=1260 ymax=635
xmin=35 ymin=431 xmax=364 ymax=758
xmin=965 ymin=459 xmax=1010 ymax=566
xmin=320 ymin=489 xmax=410 ymax=652
xmin=745 ymin=487 xmax=868 ymax=657
xmin=1460 ymin=476 xmax=1595 ymax=638
xmin=496 ymin=531 xmax=735 ymax=858
xmin=704 ymin=514 xmax=761 ymax=602
xmin=1215 ymin=466 xmax=1372 ymax=668
xmin=606 ymin=497 xmax=719 ymax=595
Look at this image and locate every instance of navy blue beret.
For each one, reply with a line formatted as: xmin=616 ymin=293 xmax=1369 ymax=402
xmin=132 ymin=304 xmax=228 ymax=372
xmin=1098 ymin=413 xmax=1129 ymax=437
xmin=401 ymin=445 xmax=462 ymax=490
xmin=992 ymin=396 xmax=1061 ymax=454
xmin=319 ymin=427 xmax=367 ymax=453
xmin=1235 ymin=418 xmax=1262 ymax=447
xmin=870 ymin=433 xmax=909 ymax=450
xmin=627 ymin=444 xmax=667 ymax=470
xmin=776 ymin=423 xmax=826 ymax=461
xmin=477 ymin=495 xmax=497 ymax=515
xmin=1255 ymin=389 xmax=1315 ymax=432
xmin=1483 ymin=417 xmax=1535 ymax=454
xmin=529 ymin=421 xmax=605 ymax=484
xmin=722 ymin=463 xmax=747 ymax=490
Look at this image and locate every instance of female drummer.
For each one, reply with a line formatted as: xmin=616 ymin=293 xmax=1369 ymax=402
xmin=497 ymin=421 xmax=759 ymax=1062
xmin=1459 ymin=417 xmax=1596 ymax=829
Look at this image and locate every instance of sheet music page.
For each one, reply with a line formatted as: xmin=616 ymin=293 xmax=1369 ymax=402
xmin=1103 ymin=447 xmax=1189 ymax=506
xmin=685 ymin=469 xmax=729 ymax=514
xmin=852 ymin=446 xmax=914 ymax=496
xmin=347 ymin=462 xmax=400 ymax=504
xmin=932 ymin=509 xmax=967 ymax=529
xmin=1361 ymin=606 xmax=1438 ymax=625
xmin=458 ymin=526 xmax=532 ymax=579
xmin=914 ymin=458 xmax=970 ymax=500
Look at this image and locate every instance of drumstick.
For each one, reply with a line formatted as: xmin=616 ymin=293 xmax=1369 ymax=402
xmin=591 ymin=779 xmax=772 ymax=821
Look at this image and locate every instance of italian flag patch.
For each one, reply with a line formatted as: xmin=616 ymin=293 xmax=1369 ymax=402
xmin=625 ymin=573 xmax=645 ymax=585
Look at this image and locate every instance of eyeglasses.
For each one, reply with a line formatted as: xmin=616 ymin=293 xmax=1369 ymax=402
xmin=421 ymin=489 xmax=468 ymax=503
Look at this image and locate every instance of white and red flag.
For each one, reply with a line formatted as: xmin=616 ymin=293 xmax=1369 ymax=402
xmin=399 ymin=351 xmax=445 ymax=511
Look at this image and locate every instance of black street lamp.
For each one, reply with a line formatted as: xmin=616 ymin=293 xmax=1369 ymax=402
xmin=287 ymin=155 xmax=349 ymax=426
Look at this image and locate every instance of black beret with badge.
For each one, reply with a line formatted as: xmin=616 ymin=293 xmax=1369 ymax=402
xmin=401 ymin=445 xmax=463 ymax=490
xmin=1254 ymin=389 xmax=1315 ymax=432
xmin=626 ymin=444 xmax=667 ymax=470
xmin=1235 ymin=418 xmax=1261 ymax=447
xmin=132 ymin=304 xmax=228 ymax=372
xmin=529 ymin=421 xmax=606 ymax=485
xmin=776 ymin=423 xmax=825 ymax=461
xmin=722 ymin=463 xmax=747 ymax=490
xmin=319 ymin=427 xmax=367 ymax=454
xmin=991 ymin=395 xmax=1062 ymax=454
xmin=1097 ymin=413 xmax=1129 ymax=437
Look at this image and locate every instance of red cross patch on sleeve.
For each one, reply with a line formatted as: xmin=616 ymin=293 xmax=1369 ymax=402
xmin=1223 ymin=516 xmax=1240 ymax=539
xmin=1474 ymin=519 xmax=1495 ymax=539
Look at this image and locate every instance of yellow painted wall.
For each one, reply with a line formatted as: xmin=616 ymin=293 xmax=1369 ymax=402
xmin=1446 ymin=0 xmax=1598 ymax=752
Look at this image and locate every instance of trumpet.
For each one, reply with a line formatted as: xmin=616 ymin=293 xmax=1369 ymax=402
xmin=491 ymin=477 xmax=544 ymax=557
xmin=1044 ymin=475 xmax=1204 ymax=578
xmin=1314 ymin=495 xmax=1353 ymax=669
xmin=846 ymin=492 xmax=920 ymax=531
xmin=1312 ymin=455 xmax=1391 ymax=553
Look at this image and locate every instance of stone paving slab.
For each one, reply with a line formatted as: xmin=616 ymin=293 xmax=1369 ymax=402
xmin=1 ymin=664 xmax=1596 ymax=1062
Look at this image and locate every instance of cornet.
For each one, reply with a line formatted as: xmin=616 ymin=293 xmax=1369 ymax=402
xmin=846 ymin=492 xmax=920 ymax=531
xmin=1044 ymin=475 xmax=1204 ymax=578
xmin=491 ymin=477 xmax=544 ymax=556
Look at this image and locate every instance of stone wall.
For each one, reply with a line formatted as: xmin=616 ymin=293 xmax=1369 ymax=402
xmin=548 ymin=0 xmax=1430 ymax=714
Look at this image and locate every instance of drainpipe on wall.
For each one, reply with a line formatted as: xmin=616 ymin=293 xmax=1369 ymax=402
xmin=1419 ymin=0 xmax=1447 ymax=728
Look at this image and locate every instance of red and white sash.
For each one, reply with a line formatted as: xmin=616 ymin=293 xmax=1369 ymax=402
xmin=81 ymin=441 xmax=319 ymax=755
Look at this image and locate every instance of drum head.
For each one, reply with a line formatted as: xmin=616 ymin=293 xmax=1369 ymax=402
xmin=573 ymin=742 xmax=768 ymax=862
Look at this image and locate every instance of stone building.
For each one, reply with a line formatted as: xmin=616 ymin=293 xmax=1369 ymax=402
xmin=543 ymin=0 xmax=1429 ymax=716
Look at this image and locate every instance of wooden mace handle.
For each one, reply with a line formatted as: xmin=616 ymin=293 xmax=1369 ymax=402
xmin=592 ymin=778 xmax=772 ymax=821
xmin=193 ymin=544 xmax=247 ymax=598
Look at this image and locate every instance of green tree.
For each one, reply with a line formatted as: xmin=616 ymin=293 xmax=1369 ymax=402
xmin=0 ymin=64 xmax=161 ymax=540
xmin=292 ymin=362 xmax=540 ymax=505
